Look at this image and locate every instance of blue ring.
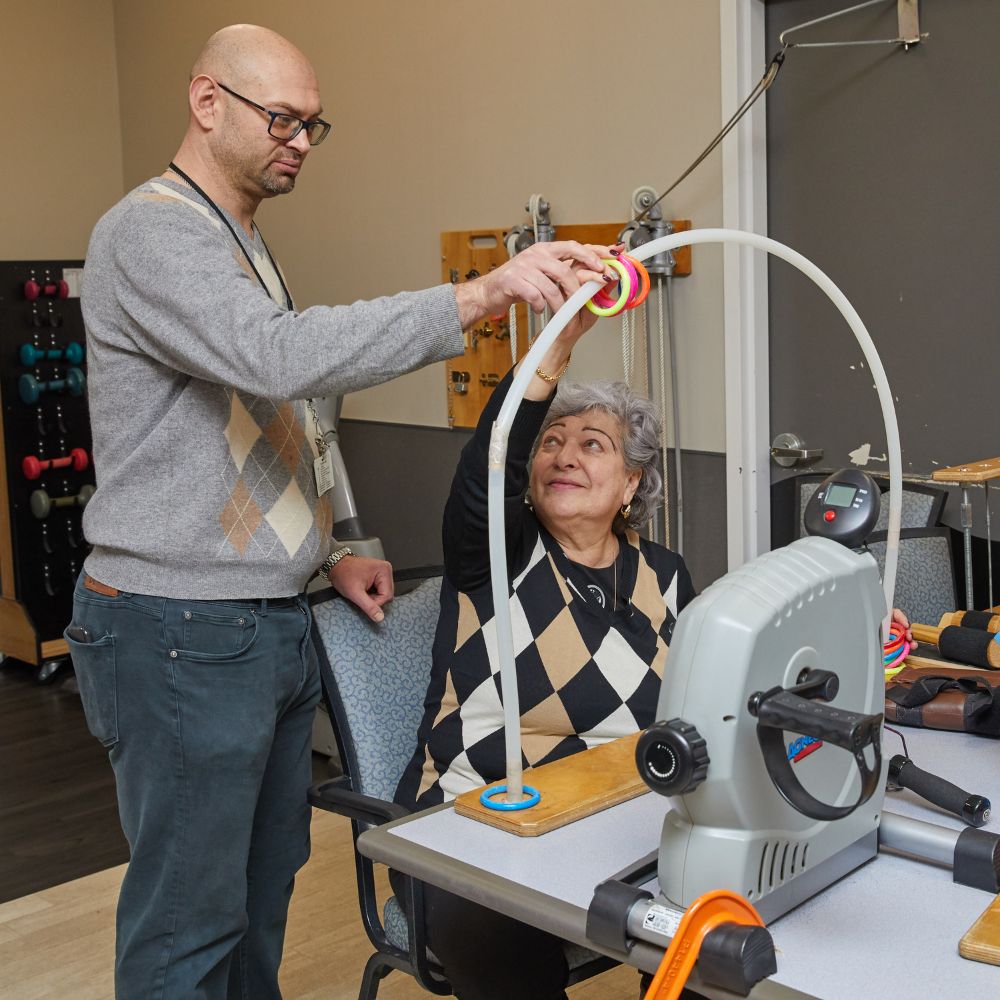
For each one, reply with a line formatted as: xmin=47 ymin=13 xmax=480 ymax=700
xmin=479 ymin=784 xmax=541 ymax=811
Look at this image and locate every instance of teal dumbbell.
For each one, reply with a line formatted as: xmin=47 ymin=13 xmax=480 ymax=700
xmin=18 ymin=366 xmax=85 ymax=404
xmin=29 ymin=483 xmax=95 ymax=520
xmin=19 ymin=341 xmax=85 ymax=366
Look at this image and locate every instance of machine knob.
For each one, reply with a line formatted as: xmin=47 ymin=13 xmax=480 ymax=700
xmin=636 ymin=718 xmax=709 ymax=796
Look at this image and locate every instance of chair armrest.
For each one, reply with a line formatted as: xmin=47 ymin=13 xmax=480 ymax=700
xmin=308 ymin=775 xmax=410 ymax=826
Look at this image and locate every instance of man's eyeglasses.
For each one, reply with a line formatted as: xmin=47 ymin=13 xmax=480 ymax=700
xmin=217 ymin=82 xmax=332 ymax=147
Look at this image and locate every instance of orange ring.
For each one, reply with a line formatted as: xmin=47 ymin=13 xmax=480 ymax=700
xmin=622 ymin=254 xmax=650 ymax=309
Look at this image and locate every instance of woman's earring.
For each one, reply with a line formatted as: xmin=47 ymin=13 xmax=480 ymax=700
xmin=620 ymin=502 xmax=632 ymax=520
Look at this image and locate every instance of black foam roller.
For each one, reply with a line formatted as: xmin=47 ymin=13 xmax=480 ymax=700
xmin=960 ymin=610 xmax=999 ymax=631
xmin=938 ymin=625 xmax=1000 ymax=669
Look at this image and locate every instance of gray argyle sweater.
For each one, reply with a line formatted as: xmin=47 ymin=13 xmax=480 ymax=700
xmin=80 ymin=177 xmax=463 ymax=599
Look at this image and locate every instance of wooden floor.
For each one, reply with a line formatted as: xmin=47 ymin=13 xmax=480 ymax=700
xmin=0 ymin=808 xmax=642 ymax=999
xmin=0 ymin=661 xmax=129 ymax=903
xmin=0 ymin=662 xmax=639 ymax=998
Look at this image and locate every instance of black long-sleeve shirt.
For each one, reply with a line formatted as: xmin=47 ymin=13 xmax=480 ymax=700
xmin=396 ymin=371 xmax=695 ymax=811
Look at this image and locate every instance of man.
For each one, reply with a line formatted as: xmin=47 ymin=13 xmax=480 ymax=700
xmin=71 ymin=22 xmax=616 ymax=1000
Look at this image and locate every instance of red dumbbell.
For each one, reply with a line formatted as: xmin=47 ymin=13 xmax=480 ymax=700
xmin=22 ymin=448 xmax=89 ymax=481
xmin=23 ymin=279 xmax=69 ymax=302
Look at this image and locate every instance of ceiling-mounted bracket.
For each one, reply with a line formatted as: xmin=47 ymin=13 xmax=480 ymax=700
xmin=779 ymin=0 xmax=926 ymax=52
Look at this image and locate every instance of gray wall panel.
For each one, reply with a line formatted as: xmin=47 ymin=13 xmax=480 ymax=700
xmin=766 ymin=0 xmax=999 ymax=482
xmin=765 ymin=0 xmax=999 ymax=603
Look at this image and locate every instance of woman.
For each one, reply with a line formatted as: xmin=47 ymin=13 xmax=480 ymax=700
xmin=394 ymin=294 xmax=692 ymax=999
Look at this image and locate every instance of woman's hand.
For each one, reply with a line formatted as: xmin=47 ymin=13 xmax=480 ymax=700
xmin=520 ymin=244 xmax=623 ymax=399
xmin=891 ymin=607 xmax=913 ymax=645
xmin=556 ymin=244 xmax=624 ymax=347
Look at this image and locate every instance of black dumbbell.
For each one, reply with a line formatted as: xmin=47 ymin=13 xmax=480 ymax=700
xmin=18 ymin=367 xmax=85 ymax=404
xmin=29 ymin=484 xmax=95 ymax=520
xmin=20 ymin=341 xmax=85 ymax=366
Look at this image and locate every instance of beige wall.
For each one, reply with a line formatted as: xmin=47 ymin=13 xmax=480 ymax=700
xmin=13 ymin=1 xmax=724 ymax=450
xmin=0 ymin=0 xmax=124 ymax=260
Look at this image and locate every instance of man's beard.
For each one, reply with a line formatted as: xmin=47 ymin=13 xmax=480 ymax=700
xmin=216 ymin=124 xmax=299 ymax=198
xmin=259 ymin=163 xmax=296 ymax=195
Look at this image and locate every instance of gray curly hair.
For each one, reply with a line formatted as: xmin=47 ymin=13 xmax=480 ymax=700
xmin=530 ymin=380 xmax=663 ymax=532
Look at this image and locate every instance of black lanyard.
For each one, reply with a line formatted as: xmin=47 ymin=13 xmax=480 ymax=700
xmin=166 ymin=161 xmax=293 ymax=310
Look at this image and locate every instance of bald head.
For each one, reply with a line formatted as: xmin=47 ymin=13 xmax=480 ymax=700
xmin=191 ymin=24 xmax=316 ymax=94
xmin=172 ymin=25 xmax=325 ymax=224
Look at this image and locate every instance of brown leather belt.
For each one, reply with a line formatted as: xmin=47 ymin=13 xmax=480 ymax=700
xmin=84 ymin=575 xmax=120 ymax=597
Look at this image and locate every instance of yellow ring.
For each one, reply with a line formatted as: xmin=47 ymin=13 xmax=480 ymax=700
xmin=586 ymin=258 xmax=633 ymax=317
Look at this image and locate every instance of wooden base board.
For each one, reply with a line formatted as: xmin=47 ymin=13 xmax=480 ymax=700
xmin=902 ymin=652 xmax=980 ymax=671
xmin=960 ymin=892 xmax=1000 ymax=966
xmin=454 ymin=732 xmax=647 ymax=836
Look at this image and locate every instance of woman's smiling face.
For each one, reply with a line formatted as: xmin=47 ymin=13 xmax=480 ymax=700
xmin=530 ymin=409 xmax=640 ymax=534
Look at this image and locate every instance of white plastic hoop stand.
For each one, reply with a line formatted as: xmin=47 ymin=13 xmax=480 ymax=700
xmin=487 ymin=228 xmax=901 ymax=803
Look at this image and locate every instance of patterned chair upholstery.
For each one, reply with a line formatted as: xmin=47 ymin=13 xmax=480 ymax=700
xmin=866 ymin=529 xmax=958 ymax=625
xmin=307 ymin=570 xmax=614 ymax=999
xmin=792 ymin=477 xmax=955 ymax=623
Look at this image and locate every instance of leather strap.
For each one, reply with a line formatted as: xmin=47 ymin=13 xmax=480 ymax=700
xmin=84 ymin=575 xmax=120 ymax=597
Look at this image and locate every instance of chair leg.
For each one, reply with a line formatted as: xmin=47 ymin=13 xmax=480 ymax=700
xmin=359 ymin=952 xmax=392 ymax=1000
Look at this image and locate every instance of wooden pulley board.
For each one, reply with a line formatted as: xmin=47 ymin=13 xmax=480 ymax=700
xmin=932 ymin=456 xmax=1000 ymax=483
xmin=441 ymin=221 xmax=692 ymax=428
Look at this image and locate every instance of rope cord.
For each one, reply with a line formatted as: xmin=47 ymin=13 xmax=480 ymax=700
xmin=656 ymin=276 xmax=671 ymax=550
xmin=634 ymin=1 xmax=922 ymax=227
xmin=509 ymin=304 xmax=518 ymax=366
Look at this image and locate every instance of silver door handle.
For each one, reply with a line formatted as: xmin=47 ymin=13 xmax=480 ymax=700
xmin=771 ymin=433 xmax=824 ymax=468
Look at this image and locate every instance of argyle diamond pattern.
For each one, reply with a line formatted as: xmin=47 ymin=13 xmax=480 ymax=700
xmin=218 ymin=390 xmax=332 ymax=562
xmin=410 ymin=532 xmax=683 ymax=806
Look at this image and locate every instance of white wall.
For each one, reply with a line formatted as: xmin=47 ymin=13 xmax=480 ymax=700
xmin=0 ymin=0 xmax=124 ymax=259
xmin=45 ymin=1 xmax=725 ymax=451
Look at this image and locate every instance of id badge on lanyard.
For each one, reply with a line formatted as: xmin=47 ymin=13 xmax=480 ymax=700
xmin=307 ymin=399 xmax=335 ymax=498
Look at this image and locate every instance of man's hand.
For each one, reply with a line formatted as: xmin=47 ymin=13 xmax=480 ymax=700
xmin=328 ymin=555 xmax=394 ymax=623
xmin=454 ymin=241 xmax=618 ymax=330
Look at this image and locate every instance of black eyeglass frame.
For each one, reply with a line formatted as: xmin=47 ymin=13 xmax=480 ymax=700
xmin=216 ymin=81 xmax=332 ymax=147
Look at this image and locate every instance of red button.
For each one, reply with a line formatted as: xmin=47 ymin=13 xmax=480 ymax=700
xmin=824 ymin=510 xmax=837 ymax=522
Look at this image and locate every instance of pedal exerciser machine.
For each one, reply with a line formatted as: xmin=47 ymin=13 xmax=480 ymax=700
xmin=479 ymin=229 xmax=1000 ymax=993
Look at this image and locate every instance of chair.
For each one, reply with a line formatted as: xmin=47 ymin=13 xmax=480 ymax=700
xmin=307 ymin=567 xmax=615 ymax=999
xmin=771 ymin=473 xmax=957 ymax=623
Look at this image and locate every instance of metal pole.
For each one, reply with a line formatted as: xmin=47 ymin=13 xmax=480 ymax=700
xmin=962 ymin=486 xmax=975 ymax=610
xmin=643 ymin=295 xmax=661 ymax=546
xmin=986 ymin=481 xmax=994 ymax=609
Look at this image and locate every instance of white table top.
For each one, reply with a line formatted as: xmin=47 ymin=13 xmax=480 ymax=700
xmin=360 ymin=727 xmax=1000 ymax=999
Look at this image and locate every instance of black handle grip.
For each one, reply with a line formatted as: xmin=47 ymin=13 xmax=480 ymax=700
xmin=755 ymin=689 xmax=880 ymax=751
xmin=888 ymin=755 xmax=991 ymax=828
xmin=751 ymin=686 xmax=883 ymax=821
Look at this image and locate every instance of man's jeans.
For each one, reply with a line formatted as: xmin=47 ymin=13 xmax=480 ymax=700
xmin=67 ymin=577 xmax=321 ymax=1000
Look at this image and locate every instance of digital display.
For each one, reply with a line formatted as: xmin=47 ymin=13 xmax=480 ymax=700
xmin=825 ymin=483 xmax=857 ymax=508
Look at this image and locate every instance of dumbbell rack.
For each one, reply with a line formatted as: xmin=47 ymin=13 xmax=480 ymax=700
xmin=0 ymin=260 xmax=94 ymax=677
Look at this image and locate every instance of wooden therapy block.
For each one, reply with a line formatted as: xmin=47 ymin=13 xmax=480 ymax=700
xmin=960 ymin=892 xmax=1000 ymax=966
xmin=454 ymin=732 xmax=647 ymax=836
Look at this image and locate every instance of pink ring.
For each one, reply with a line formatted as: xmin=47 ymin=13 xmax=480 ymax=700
xmin=593 ymin=255 xmax=640 ymax=309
